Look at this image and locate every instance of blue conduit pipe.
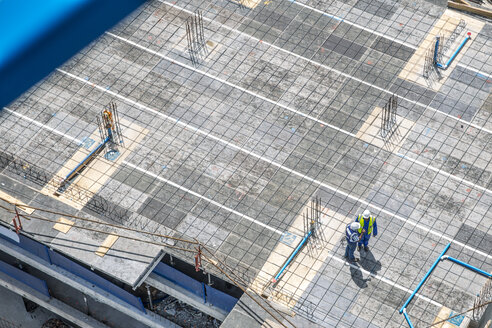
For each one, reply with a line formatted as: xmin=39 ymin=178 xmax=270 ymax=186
xmin=400 ymin=242 xmax=492 ymax=328
xmin=60 ymin=135 xmax=110 ymax=185
xmin=399 ymin=243 xmax=451 ymax=314
xmin=433 ymin=36 xmax=441 ymax=66
xmin=434 ymin=33 xmax=472 ymax=70
xmin=444 ymin=256 xmax=492 ymax=278
xmin=272 ymin=230 xmax=312 ymax=283
xmin=402 ymin=309 xmax=415 ymax=328
xmin=445 ymin=33 xmax=471 ymax=67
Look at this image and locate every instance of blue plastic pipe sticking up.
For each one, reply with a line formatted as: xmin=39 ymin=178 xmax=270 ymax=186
xmin=273 ymin=230 xmax=312 ymax=283
xmin=399 ymin=243 xmax=451 ymax=314
xmin=434 ymin=36 xmax=441 ymax=66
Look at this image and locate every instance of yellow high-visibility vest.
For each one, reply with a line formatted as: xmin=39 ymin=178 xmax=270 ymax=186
xmin=357 ymin=215 xmax=375 ymax=235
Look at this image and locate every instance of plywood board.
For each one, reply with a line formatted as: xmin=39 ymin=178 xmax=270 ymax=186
xmin=251 ymin=200 xmax=354 ymax=309
xmin=41 ymin=119 xmax=148 ymax=210
xmin=95 ymin=234 xmax=119 ymax=257
xmin=355 ymin=106 xmax=415 ymax=154
xmin=53 ymin=217 xmax=74 ymax=234
xmin=0 ymin=190 xmax=35 ymax=214
xmin=229 ymin=0 xmax=262 ymax=9
xmin=399 ymin=9 xmax=485 ymax=92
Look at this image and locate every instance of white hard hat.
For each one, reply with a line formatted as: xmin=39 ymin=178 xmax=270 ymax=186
xmin=363 ymin=210 xmax=371 ymax=218
xmin=350 ymin=222 xmax=360 ymax=231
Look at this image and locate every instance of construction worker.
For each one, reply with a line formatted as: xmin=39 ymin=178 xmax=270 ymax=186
xmin=355 ymin=210 xmax=377 ymax=252
xmin=344 ymin=222 xmax=362 ymax=263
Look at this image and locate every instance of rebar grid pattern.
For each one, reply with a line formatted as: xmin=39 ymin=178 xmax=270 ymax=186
xmin=0 ymin=0 xmax=491 ymax=327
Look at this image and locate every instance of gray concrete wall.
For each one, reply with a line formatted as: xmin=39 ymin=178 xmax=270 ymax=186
xmin=0 ymin=284 xmax=54 ymax=327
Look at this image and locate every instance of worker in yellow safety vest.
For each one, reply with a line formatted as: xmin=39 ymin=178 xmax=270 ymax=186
xmin=355 ymin=210 xmax=377 ymax=252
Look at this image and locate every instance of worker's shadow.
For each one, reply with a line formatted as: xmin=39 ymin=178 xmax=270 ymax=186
xmin=349 ymin=265 xmax=370 ymax=288
xmin=349 ymin=250 xmax=382 ymax=289
xmin=360 ymin=250 xmax=382 ymax=276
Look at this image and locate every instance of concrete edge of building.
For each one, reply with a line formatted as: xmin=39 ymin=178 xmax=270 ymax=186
xmin=0 ymin=237 xmax=179 ymax=328
xmin=0 ymin=269 xmax=109 ymax=328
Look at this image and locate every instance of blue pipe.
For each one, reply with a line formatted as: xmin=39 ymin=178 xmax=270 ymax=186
xmin=63 ymin=135 xmax=110 ymax=182
xmin=399 ymin=243 xmax=451 ymax=314
xmin=433 ymin=36 xmax=440 ymax=65
xmin=434 ymin=33 xmax=471 ymax=70
xmin=273 ymin=230 xmax=312 ymax=282
xmin=402 ymin=309 xmax=415 ymax=328
xmin=446 ymin=256 xmax=492 ymax=278
xmin=445 ymin=34 xmax=471 ymax=67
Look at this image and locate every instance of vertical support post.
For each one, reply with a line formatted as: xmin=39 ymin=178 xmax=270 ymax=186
xmin=195 ymin=245 xmax=202 ymax=272
xmin=12 ymin=205 xmax=22 ymax=234
xmin=145 ymin=284 xmax=153 ymax=310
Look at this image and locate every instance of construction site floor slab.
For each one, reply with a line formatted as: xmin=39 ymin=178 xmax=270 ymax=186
xmin=1 ymin=0 xmax=491 ymax=327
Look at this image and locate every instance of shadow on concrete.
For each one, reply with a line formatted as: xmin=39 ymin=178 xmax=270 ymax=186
xmin=349 ymin=264 xmax=370 ymax=289
xmin=359 ymin=249 xmax=382 ymax=276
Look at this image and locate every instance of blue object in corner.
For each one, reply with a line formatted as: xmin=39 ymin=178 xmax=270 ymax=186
xmin=0 ymin=0 xmax=146 ymax=109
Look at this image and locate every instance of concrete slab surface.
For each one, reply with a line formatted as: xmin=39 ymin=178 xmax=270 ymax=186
xmin=0 ymin=0 xmax=491 ymax=327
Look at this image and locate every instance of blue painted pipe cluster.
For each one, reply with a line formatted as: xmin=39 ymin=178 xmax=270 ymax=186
xmin=434 ymin=33 xmax=471 ymax=70
xmin=399 ymin=242 xmax=492 ymax=328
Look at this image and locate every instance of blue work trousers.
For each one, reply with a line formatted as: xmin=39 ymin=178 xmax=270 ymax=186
xmin=345 ymin=242 xmax=357 ymax=260
xmin=358 ymin=234 xmax=371 ymax=247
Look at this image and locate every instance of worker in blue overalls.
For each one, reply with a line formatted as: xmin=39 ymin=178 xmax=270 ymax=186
xmin=355 ymin=210 xmax=377 ymax=252
xmin=345 ymin=222 xmax=362 ymax=263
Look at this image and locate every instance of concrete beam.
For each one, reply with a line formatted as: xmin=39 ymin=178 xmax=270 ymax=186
xmin=0 ymin=270 xmax=108 ymax=328
xmin=448 ymin=1 xmax=492 ymax=18
xmin=146 ymin=272 xmax=229 ymax=321
xmin=0 ymin=238 xmax=178 ymax=328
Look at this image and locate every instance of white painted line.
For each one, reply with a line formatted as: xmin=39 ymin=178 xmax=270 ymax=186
xmin=106 ymin=32 xmax=492 ymax=197
xmin=288 ymin=0 xmax=416 ymax=49
xmin=3 ymin=108 xmax=81 ymax=144
xmin=106 ymin=32 xmax=354 ymax=138
xmin=327 ymin=253 xmax=444 ymax=308
xmin=2 ymin=105 xmax=283 ymax=236
xmin=54 ymin=69 xmax=492 ymax=262
xmin=159 ymin=0 xmax=492 ymax=135
xmin=124 ymin=162 xmax=283 ymax=235
xmin=287 ymin=0 xmax=491 ymax=79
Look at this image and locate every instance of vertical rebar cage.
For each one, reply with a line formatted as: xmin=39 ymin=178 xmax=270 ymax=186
xmin=186 ymin=10 xmax=206 ymax=66
xmin=380 ymin=94 xmax=398 ymax=139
